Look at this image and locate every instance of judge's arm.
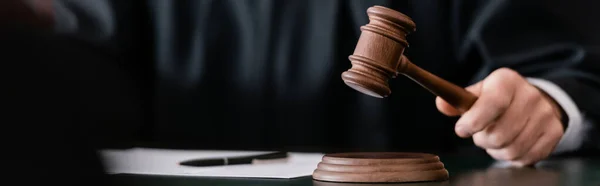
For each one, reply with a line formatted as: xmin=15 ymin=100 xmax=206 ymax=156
xmin=436 ymin=0 xmax=600 ymax=166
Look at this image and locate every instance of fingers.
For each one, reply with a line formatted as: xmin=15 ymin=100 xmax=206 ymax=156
xmin=443 ymin=68 xmax=564 ymax=165
xmin=436 ymin=81 xmax=483 ymax=116
xmin=454 ymin=69 xmax=518 ymax=138
xmin=510 ymin=103 xmax=564 ymax=166
xmin=483 ymin=96 xmax=563 ymax=165
xmin=483 ymin=113 xmax=544 ymax=161
xmin=510 ymin=119 xmax=563 ymax=167
xmin=471 ymin=84 xmax=540 ymax=149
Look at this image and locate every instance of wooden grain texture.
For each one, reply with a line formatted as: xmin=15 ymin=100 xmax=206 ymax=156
xmin=341 ymin=5 xmax=477 ymax=113
xmin=312 ymin=152 xmax=449 ymax=183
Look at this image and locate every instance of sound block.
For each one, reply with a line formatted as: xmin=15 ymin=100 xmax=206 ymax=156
xmin=312 ymin=152 xmax=449 ymax=183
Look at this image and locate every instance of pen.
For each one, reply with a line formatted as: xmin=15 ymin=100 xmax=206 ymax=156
xmin=179 ymin=151 xmax=289 ymax=167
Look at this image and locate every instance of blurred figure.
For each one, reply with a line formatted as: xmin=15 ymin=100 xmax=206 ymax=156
xmin=1 ymin=1 xmax=129 ymax=186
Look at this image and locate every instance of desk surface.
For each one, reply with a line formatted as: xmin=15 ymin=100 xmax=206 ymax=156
xmin=111 ymin=155 xmax=600 ymax=186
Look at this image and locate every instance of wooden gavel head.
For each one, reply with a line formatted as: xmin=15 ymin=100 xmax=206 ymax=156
xmin=342 ymin=6 xmax=478 ymax=112
xmin=341 ymin=6 xmax=416 ymax=98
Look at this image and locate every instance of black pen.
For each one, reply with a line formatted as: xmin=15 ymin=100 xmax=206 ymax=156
xmin=179 ymin=151 xmax=289 ymax=167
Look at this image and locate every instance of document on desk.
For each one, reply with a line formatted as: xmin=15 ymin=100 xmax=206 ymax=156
xmin=100 ymin=148 xmax=324 ymax=179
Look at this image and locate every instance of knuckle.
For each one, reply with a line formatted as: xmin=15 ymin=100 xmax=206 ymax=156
xmin=473 ymin=133 xmax=487 ymax=148
xmin=457 ymin=117 xmax=477 ymax=130
xmin=551 ymin=124 xmax=565 ymax=138
xmin=487 ymin=133 xmax=509 ymax=148
xmin=524 ymin=86 xmax=542 ymax=103
xmin=483 ymin=71 xmax=516 ymax=111
xmin=540 ymin=103 xmax=556 ymax=120
xmin=493 ymin=68 xmax=519 ymax=81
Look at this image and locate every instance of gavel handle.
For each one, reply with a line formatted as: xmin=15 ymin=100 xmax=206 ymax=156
xmin=398 ymin=55 xmax=478 ymax=113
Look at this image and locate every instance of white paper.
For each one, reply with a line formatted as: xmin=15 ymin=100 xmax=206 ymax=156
xmin=100 ymin=148 xmax=324 ymax=179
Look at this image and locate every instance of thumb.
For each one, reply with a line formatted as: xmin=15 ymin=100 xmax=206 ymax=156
xmin=435 ymin=81 xmax=483 ymax=116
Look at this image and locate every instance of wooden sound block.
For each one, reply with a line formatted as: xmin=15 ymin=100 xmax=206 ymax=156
xmin=312 ymin=152 xmax=449 ymax=183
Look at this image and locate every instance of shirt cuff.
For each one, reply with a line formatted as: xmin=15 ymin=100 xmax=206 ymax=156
xmin=526 ymin=77 xmax=585 ymax=154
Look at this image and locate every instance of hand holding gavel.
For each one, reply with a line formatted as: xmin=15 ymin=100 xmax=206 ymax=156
xmin=342 ymin=6 xmax=566 ymax=166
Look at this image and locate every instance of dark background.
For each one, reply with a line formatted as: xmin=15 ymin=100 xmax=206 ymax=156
xmin=4 ymin=2 xmax=600 ymax=186
xmin=3 ymin=1 xmax=600 ymax=186
xmin=85 ymin=0 xmax=477 ymax=154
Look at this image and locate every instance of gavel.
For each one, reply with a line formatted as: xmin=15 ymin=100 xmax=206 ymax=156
xmin=341 ymin=5 xmax=478 ymax=113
